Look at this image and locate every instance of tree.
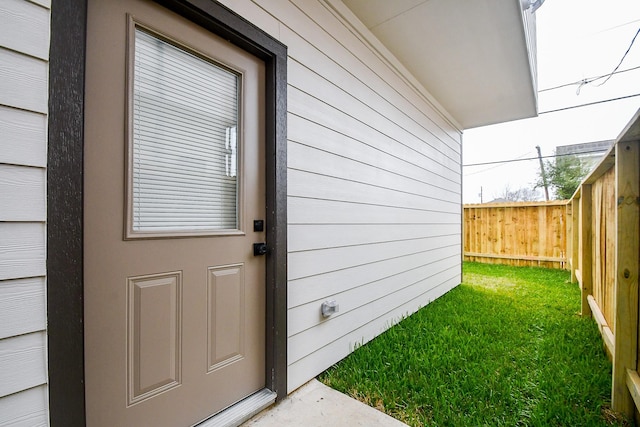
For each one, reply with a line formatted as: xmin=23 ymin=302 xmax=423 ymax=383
xmin=493 ymin=185 xmax=542 ymax=202
xmin=536 ymin=154 xmax=589 ymax=200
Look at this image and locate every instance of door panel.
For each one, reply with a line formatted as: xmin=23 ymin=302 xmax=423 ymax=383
xmin=128 ymin=271 xmax=182 ymax=405
xmin=84 ymin=0 xmax=266 ymax=425
xmin=207 ymin=264 xmax=245 ymax=371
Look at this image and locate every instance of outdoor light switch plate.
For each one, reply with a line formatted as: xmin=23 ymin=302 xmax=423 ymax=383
xmin=321 ymin=300 xmax=339 ymax=318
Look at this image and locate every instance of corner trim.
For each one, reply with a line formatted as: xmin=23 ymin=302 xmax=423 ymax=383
xmin=47 ymin=0 xmax=88 ymax=425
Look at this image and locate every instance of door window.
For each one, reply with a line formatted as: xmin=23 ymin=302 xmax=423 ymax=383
xmin=127 ymin=27 xmax=242 ymax=238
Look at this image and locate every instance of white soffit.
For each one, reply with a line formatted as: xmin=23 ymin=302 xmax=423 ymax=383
xmin=343 ymin=0 xmax=538 ymax=129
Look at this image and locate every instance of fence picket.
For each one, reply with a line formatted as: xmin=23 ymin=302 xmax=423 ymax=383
xmin=463 ymin=201 xmax=568 ymax=269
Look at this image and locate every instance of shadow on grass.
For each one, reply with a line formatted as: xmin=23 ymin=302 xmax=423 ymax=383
xmin=318 ymin=262 xmax=629 ymax=427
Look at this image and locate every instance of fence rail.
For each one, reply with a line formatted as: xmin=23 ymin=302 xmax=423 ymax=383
xmin=569 ymin=109 xmax=640 ymax=420
xmin=463 ymin=201 xmax=568 ymax=269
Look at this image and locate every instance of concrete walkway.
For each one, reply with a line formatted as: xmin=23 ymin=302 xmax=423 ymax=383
xmin=240 ymin=380 xmax=409 ymax=427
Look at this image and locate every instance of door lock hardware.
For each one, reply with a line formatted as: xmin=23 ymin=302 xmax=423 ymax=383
xmin=253 ymin=243 xmax=267 ymax=256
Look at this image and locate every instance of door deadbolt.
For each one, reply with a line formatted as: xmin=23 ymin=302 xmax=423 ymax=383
xmin=253 ymin=243 xmax=267 ymax=256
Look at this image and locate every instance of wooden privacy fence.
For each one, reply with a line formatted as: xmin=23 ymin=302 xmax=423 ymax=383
xmin=569 ymin=110 xmax=640 ymax=420
xmin=464 ymin=201 xmax=568 ymax=269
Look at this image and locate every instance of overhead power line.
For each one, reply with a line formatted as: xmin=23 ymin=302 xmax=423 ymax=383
xmin=463 ymin=149 xmax=608 ymax=168
xmin=538 ymin=65 xmax=640 ymax=93
xmin=593 ymin=18 xmax=640 ymax=34
xmin=465 ymin=150 xmax=535 ymax=176
xmin=538 ymin=92 xmax=640 ymax=114
xmin=538 ymin=27 xmax=640 ymax=94
xmin=593 ymin=27 xmax=640 ymax=87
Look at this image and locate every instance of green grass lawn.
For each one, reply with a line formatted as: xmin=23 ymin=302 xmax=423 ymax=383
xmin=318 ymin=262 xmax=629 ymax=426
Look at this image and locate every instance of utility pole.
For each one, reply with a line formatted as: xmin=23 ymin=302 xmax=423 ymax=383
xmin=479 ymin=186 xmax=483 ymax=203
xmin=536 ymin=145 xmax=550 ymax=201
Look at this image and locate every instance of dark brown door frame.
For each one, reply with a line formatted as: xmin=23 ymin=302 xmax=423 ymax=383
xmin=47 ymin=1 xmax=287 ymax=425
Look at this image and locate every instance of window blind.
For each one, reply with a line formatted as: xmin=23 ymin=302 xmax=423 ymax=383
xmin=131 ymin=28 xmax=240 ymax=233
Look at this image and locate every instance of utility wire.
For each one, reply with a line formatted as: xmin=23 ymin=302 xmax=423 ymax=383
xmin=538 ymin=27 xmax=640 ymax=94
xmin=538 ymin=65 xmax=640 ymax=92
xmin=465 ymin=151 xmax=534 ymax=176
xmin=593 ymin=27 xmax=640 ymax=87
xmin=463 ymin=149 xmax=608 ymax=168
xmin=538 ymin=92 xmax=640 ymax=114
xmin=593 ymin=18 xmax=640 ymax=34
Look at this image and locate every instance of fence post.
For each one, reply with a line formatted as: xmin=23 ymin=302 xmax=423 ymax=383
xmin=571 ymin=198 xmax=580 ymax=284
xmin=566 ymin=203 xmax=572 ymax=273
xmin=580 ymin=185 xmax=593 ymax=317
xmin=612 ymin=140 xmax=640 ymax=416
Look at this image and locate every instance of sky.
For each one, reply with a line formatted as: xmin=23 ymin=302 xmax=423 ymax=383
xmin=462 ymin=0 xmax=640 ymax=203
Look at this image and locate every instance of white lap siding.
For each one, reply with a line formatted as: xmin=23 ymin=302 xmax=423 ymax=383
xmin=0 ymin=0 xmax=50 ymax=424
xmin=217 ymin=0 xmax=463 ymax=392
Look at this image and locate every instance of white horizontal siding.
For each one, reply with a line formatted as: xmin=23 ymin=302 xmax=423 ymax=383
xmin=29 ymin=0 xmax=51 ymax=8
xmin=289 ymin=197 xmax=460 ymax=225
xmin=289 ymin=245 xmax=460 ymax=309
xmin=288 ymin=141 xmax=459 ymax=205
xmin=288 ymin=223 xmax=461 ymax=252
xmin=288 ymin=112 xmax=460 ymax=194
xmin=287 ymin=60 xmax=460 ymax=176
xmin=0 ymin=165 xmax=46 ymax=221
xmin=220 ymin=0 xmax=463 ymax=393
xmin=29 ymin=0 xmax=51 ymax=9
xmin=0 ymin=332 xmax=47 ymax=398
xmin=0 ymin=277 xmax=46 ymax=340
xmin=0 ymin=0 xmax=50 ymax=60
xmin=288 ymin=234 xmax=460 ymax=281
xmin=288 ymin=252 xmax=460 ymax=336
xmin=288 ymin=168 xmax=459 ymax=215
xmin=0 ymin=106 xmax=47 ymax=167
xmin=0 ymin=47 xmax=48 ymax=113
xmin=0 ymin=385 xmax=48 ymax=427
xmin=0 ymin=222 xmax=46 ymax=281
xmin=284 ymin=44 xmax=460 ymax=169
xmin=0 ymin=0 xmax=49 ymax=421
xmin=287 ymin=86 xmax=460 ymax=187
